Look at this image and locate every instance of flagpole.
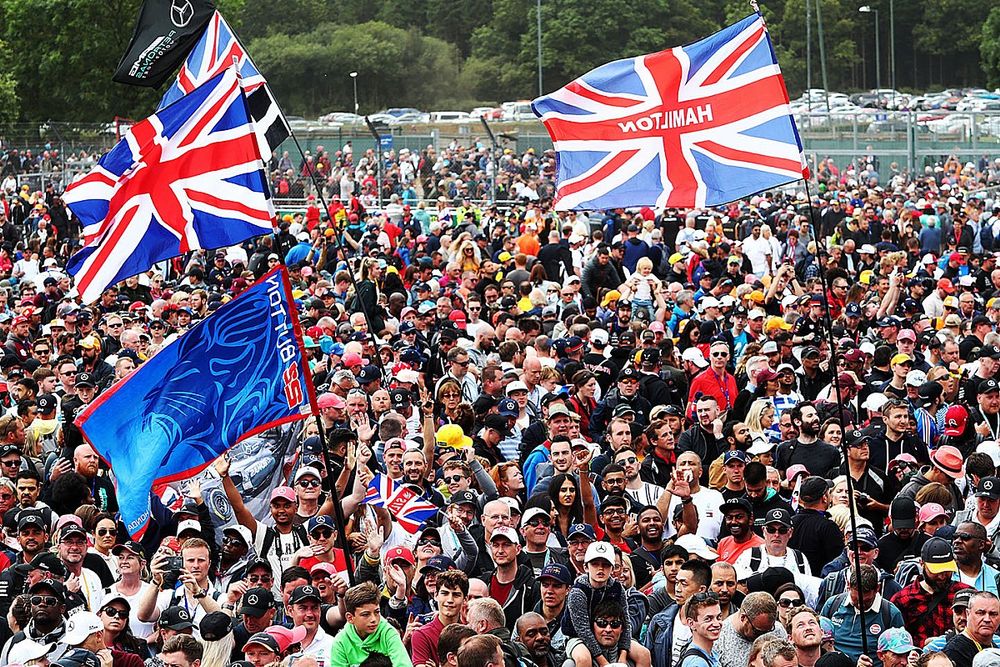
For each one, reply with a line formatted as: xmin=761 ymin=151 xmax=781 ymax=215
xmin=314 ymin=418 xmax=357 ymax=586
xmin=800 ymin=174 xmax=869 ymax=656
xmin=224 ymin=26 xmax=389 ymax=387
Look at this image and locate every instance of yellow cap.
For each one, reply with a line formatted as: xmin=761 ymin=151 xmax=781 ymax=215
xmin=436 ymin=424 xmax=472 ymax=449
xmin=859 ymin=270 xmax=873 ymax=285
xmin=749 ymin=291 xmax=765 ymax=304
xmin=765 ymin=316 xmax=792 ymax=332
xmin=891 ymin=353 xmax=913 ymax=366
xmin=601 ymin=290 xmax=622 ymax=307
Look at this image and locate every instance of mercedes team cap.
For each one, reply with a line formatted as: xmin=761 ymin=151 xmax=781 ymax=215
xmin=584 ymin=541 xmax=615 ymax=564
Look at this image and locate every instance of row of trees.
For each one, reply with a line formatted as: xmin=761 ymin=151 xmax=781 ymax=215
xmin=1 ymin=0 xmax=1000 ymax=124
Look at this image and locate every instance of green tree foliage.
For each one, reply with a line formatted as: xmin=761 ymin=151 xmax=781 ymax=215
xmin=1 ymin=0 xmax=998 ymax=122
xmin=0 ymin=39 xmax=19 ymax=127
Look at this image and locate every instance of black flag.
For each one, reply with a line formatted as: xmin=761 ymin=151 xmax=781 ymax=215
xmin=113 ymin=0 xmax=216 ymax=87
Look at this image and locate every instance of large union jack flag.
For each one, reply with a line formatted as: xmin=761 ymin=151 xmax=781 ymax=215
xmin=532 ymin=14 xmax=808 ymax=211
xmin=63 ymin=67 xmax=274 ymax=304
xmin=160 ymin=11 xmax=289 ymax=159
xmin=364 ymin=474 xmax=438 ymax=534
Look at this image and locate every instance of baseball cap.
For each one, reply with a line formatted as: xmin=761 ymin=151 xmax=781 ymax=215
xmin=8 ymin=639 xmax=54 ymax=666
xmin=954 ymin=589 xmax=976 ymax=610
xmin=265 ymin=625 xmax=308 ymax=653
xmin=521 ymin=506 xmax=551 ymax=527
xmin=243 ymin=632 xmax=281 ymax=654
xmin=420 ymin=555 xmax=456 ymax=574
xmin=176 ymin=519 xmax=200 ymax=536
xmin=240 ymin=587 xmax=276 ymax=617
xmin=977 ymin=477 xmax=1000 ymax=500
xmin=674 ymin=534 xmax=718 ymax=561
xmin=720 ymin=497 xmax=753 ymax=515
xmin=497 ymin=398 xmax=519 ymax=417
xmin=112 ymin=541 xmax=143 ymax=557
xmin=798 ymin=476 xmax=831 ymax=503
xmin=490 ymin=527 xmax=520 ymax=544
xmin=449 ymin=490 xmax=478 ymax=507
xmin=27 ymin=552 xmax=69 ymax=578
xmin=538 ymin=563 xmax=573 ymax=585
xmin=681 ymin=348 xmax=708 ymax=369
xmin=890 ymin=353 xmax=913 ymax=366
xmin=54 ymin=649 xmax=101 ymax=667
xmin=158 ymin=606 xmax=195 ymax=630
xmin=763 ymin=507 xmax=792 ymax=527
xmin=973 ymin=649 xmax=1000 ymax=667
xmin=270 ymin=486 xmax=297 ymax=503
xmin=921 ymin=536 xmax=958 ymax=574
xmin=567 ymin=523 xmax=596 ymax=541
xmin=877 ymin=628 xmax=916 ymax=654
xmin=889 ymin=497 xmax=917 ymax=530
xmin=200 ymin=611 xmax=234 ymax=642
xmin=584 ymin=541 xmax=615 ymax=564
xmin=307 ymin=515 xmax=335 ymax=534
xmin=383 ymin=546 xmax=415 ymax=567
xmin=785 ymin=464 xmax=809 ymax=482
xmin=316 ymin=393 xmax=346 ymax=410
xmin=288 ymin=585 xmax=322 ymax=605
xmin=723 ymin=450 xmax=749 ymax=466
xmin=849 ymin=526 xmax=879 ymax=549
xmin=918 ymin=503 xmax=948 ymax=524
xmin=17 ymin=513 xmax=47 ymax=532
xmin=944 ymin=405 xmax=969 ymax=436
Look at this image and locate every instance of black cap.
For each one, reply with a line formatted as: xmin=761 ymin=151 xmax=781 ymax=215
xmin=29 ymin=578 xmax=66 ymax=601
xmin=921 ymin=537 xmax=957 ymax=573
xmin=844 ymin=429 xmax=872 ymax=448
xmin=158 ymin=606 xmax=195 ymax=630
xmin=985 ymin=345 xmax=1000 ymax=361
xmin=798 ymin=476 xmax=831 ymax=503
xmin=240 ymin=587 xmax=275 ymax=617
xmin=419 ymin=555 xmax=456 ymax=574
xmin=35 ymin=394 xmax=57 ymax=413
xmin=484 ymin=413 xmax=512 ymax=436
xmin=28 ymin=552 xmax=68 ymax=578
xmin=112 ymin=541 xmax=143 ymax=558
xmin=17 ymin=512 xmax=47 ymax=532
xmin=612 ymin=403 xmax=637 ymax=417
xmin=288 ymin=585 xmax=322 ymax=605
xmin=889 ymin=497 xmax=917 ymax=530
xmin=917 ymin=381 xmax=943 ymax=407
xmin=357 ymin=365 xmax=381 ymax=384
xmin=199 ymin=611 xmax=233 ymax=642
xmin=981 ymin=378 xmax=1000 ymax=394
xmin=389 ymin=389 xmax=411 ymax=407
xmin=720 ymin=497 xmax=753 ymax=516
xmin=538 ymin=563 xmax=573 ymax=585
xmin=448 ymin=490 xmax=478 ymax=507
xmin=801 ymin=346 xmax=821 ymax=359
xmin=58 ymin=523 xmax=87 ymax=541
xmin=0 ymin=443 xmax=19 ymax=458
xmin=814 ymin=653 xmax=856 ymax=667
xmin=977 ymin=477 xmax=1000 ymax=500
xmin=618 ymin=367 xmax=639 ymax=381
xmin=763 ymin=507 xmax=792 ymax=527
xmin=75 ymin=372 xmax=95 ymax=388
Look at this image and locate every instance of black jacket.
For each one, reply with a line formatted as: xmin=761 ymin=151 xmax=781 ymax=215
xmin=488 ymin=563 xmax=539 ymax=630
xmin=789 ymin=508 xmax=849 ymax=575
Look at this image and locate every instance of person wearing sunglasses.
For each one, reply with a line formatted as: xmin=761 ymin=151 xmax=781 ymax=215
xmin=734 ymin=508 xmax=810 ymax=580
xmin=815 ymin=525 xmax=901 ymax=609
xmin=290 ymin=515 xmax=347 ymax=581
xmin=291 ymin=466 xmax=325 ymax=524
xmin=99 ymin=594 xmax=147 ymax=658
xmin=0 ymin=578 xmax=68 ymax=664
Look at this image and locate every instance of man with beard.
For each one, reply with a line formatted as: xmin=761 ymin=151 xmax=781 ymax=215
xmin=214 ymin=525 xmax=254 ymax=593
xmin=891 ymin=537 xmax=973 ymax=647
xmin=76 ymin=335 xmax=113 ymax=387
xmin=55 ymin=523 xmax=105 ymax=613
xmin=787 ymin=607 xmax=823 ymax=667
xmin=62 ymin=443 xmax=117 ymax=513
xmin=839 ymin=429 xmax=889 ymax=529
xmin=0 ymin=513 xmax=49 ymax=615
xmin=590 ymin=367 xmax=652 ymax=440
xmin=516 ymin=611 xmax=563 ymax=667
xmin=788 ymin=477 xmax=846 ymax=575
xmin=629 ymin=506 xmax=666 ymax=589
xmin=715 ymin=592 xmax=786 ymax=667
xmin=709 ymin=562 xmax=740 ymax=619
xmin=615 ymin=448 xmax=662 ymax=508
xmin=952 ymin=521 xmax=1000 ymax=595
xmin=532 ymin=564 xmax=572 ymax=655
xmin=0 ymin=579 xmax=69 ymax=663
xmin=678 ymin=396 xmax=727 ymax=486
xmin=774 ymin=403 xmax=840 ymax=478
xmin=868 ymin=399 xmax=929 ymax=476
xmin=716 ymin=498 xmax=763 ymax=565
xmin=597 ymin=495 xmax=632 ymax=553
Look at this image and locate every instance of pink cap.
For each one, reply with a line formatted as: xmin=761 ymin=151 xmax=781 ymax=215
xmin=317 ymin=393 xmax=345 ymax=409
xmin=918 ymin=502 xmax=947 ymax=524
xmin=648 ymin=322 xmax=665 ymax=333
xmin=786 ymin=464 xmax=809 ymax=482
xmin=897 ymin=329 xmax=916 ymax=342
xmin=265 ymin=625 xmax=308 ymax=653
xmin=310 ymin=562 xmax=338 ymax=577
xmin=270 ymin=486 xmax=297 ymax=503
xmin=400 ymin=307 xmax=416 ymax=319
xmin=342 ymin=352 xmax=364 ymax=368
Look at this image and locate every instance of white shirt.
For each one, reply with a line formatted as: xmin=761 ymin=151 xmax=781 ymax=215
xmin=107 ymin=581 xmax=156 ymax=639
xmin=295 ymin=627 xmax=334 ymax=667
xmin=743 ymin=236 xmax=773 ymax=276
xmin=664 ymin=487 xmax=725 ymax=542
xmin=734 ymin=546 xmax=812 ymax=580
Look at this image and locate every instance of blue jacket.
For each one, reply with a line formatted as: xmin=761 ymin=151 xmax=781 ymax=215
xmin=523 ymin=443 xmax=551 ymax=495
xmin=643 ymin=603 xmax=681 ymax=667
xmin=820 ymin=593 xmax=904 ymax=667
xmin=284 ymin=241 xmax=312 ymax=265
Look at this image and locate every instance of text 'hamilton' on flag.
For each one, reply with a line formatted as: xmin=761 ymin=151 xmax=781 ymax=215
xmin=61 ymin=66 xmax=275 ymax=305
xmin=160 ymin=10 xmax=290 ymax=159
xmin=532 ymin=13 xmax=809 ymax=211
xmin=113 ymin=0 xmax=217 ymax=87
xmin=76 ymin=266 xmax=317 ymax=538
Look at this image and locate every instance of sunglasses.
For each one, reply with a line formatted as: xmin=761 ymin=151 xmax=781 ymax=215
xmin=30 ymin=595 xmax=59 ymax=607
xmin=453 ymin=360 xmax=470 ymax=367
xmin=765 ymin=525 xmax=790 ymax=535
xmin=443 ymin=475 xmax=465 ymax=484
xmin=525 ymin=517 xmax=551 ymax=527
xmin=711 ymin=351 xmax=729 ymax=358
xmin=247 ymin=575 xmax=272 ymax=584
xmin=616 ymin=456 xmax=637 ymax=465
xmin=311 ymin=529 xmax=333 ymax=539
xmin=953 ymin=532 xmax=984 ymax=542
xmin=1 ymin=459 xmax=20 ymax=467
xmin=778 ymin=598 xmax=803 ymax=608
xmin=103 ymin=607 xmax=130 ymax=619
xmin=852 ymin=542 xmax=875 ymax=552
xmin=96 ymin=528 xmax=116 ymax=537
xmin=594 ymin=618 xmax=623 ymax=629
xmin=297 ymin=479 xmax=321 ymax=488
xmin=417 ymin=538 xmax=441 ymax=548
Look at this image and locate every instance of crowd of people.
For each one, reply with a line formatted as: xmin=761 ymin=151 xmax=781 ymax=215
xmin=1 ymin=138 xmax=1000 ymax=667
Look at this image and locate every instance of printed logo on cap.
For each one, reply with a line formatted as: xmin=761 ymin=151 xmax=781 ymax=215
xmin=986 ymin=480 xmax=995 ymax=491
xmin=246 ymin=594 xmax=259 ymax=606
xmin=178 ymin=609 xmax=190 ymax=620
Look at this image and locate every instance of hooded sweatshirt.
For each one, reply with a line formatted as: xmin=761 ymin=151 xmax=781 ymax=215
xmin=329 ymin=617 xmax=412 ymax=667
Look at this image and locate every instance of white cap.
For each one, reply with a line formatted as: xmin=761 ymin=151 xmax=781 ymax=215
xmin=9 ymin=639 xmax=53 ymax=664
xmin=748 ymin=438 xmax=776 ymax=455
xmin=674 ymin=534 xmax=719 ymax=561
xmin=490 ymin=527 xmax=520 ymax=544
xmin=720 ymin=295 xmax=737 ymax=307
xmin=922 ymin=253 xmax=937 ymax=264
xmin=177 ymin=519 xmax=200 ymax=536
xmin=777 ymin=363 xmax=795 ymax=373
xmin=223 ymin=524 xmax=253 ymax=546
xmin=862 ymin=392 xmax=889 ymax=412
xmin=590 ymin=329 xmax=610 ymax=345
xmin=64 ymin=611 xmax=104 ymax=645
xmin=859 ymin=244 xmax=877 ymax=255
xmin=860 ymin=341 xmax=877 ymax=356
xmin=905 ymin=370 xmax=927 ymax=387
xmin=748 ymin=308 xmax=766 ymax=320
xmin=584 ymin=541 xmax=616 ymax=564
xmin=681 ymin=348 xmax=708 ymax=369
xmin=294 ymin=466 xmax=321 ymax=483
xmin=760 ymin=341 xmax=778 ymax=355
xmin=505 ymin=381 xmax=529 ymax=395
xmin=700 ymin=296 xmax=720 ymax=310
xmin=959 ymin=275 xmax=975 ymax=287
xmin=977 ymin=441 xmax=1000 ymax=467
xmin=521 ymin=507 xmax=550 ymax=527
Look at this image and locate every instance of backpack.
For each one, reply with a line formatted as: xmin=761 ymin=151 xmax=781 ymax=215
xmin=258 ymin=524 xmax=307 ymax=567
xmin=827 ymin=592 xmax=895 ymax=635
xmin=675 ymin=643 xmax=711 ymax=667
xmin=748 ymin=546 xmax=807 ymax=574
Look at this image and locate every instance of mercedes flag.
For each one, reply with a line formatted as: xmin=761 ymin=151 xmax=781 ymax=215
xmin=113 ymin=0 xmax=216 ymax=87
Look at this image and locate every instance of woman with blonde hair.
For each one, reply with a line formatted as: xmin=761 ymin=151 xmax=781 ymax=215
xmin=456 ymin=239 xmax=481 ymax=273
xmin=746 ymin=399 xmax=777 ymax=451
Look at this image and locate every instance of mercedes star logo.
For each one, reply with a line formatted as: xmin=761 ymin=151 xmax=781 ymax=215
xmin=169 ymin=0 xmax=194 ymax=27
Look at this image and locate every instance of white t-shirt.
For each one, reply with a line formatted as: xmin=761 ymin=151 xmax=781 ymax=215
xmin=733 ymin=547 xmax=813 ymax=580
xmin=664 ymin=487 xmax=725 ymax=542
xmin=742 ymin=236 xmax=773 ymax=275
xmin=106 ymin=581 xmax=156 ymax=639
xmin=670 ymin=618 xmax=692 ymax=666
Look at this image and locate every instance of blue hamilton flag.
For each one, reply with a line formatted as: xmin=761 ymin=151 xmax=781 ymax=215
xmin=77 ymin=267 xmax=317 ymax=537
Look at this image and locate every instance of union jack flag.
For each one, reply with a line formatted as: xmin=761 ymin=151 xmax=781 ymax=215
xmin=364 ymin=474 xmax=438 ymax=533
xmin=160 ymin=11 xmax=289 ymax=159
xmin=532 ymin=14 xmax=808 ymax=211
xmin=63 ymin=68 xmax=274 ymax=304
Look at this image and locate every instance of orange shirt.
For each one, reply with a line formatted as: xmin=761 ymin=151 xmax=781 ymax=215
xmin=717 ymin=534 xmax=764 ymax=564
xmin=516 ymin=233 xmax=540 ymax=256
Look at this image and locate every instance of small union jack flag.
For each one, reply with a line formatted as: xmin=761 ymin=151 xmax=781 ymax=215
xmin=160 ymin=11 xmax=289 ymax=159
xmin=533 ymin=14 xmax=808 ymax=210
xmin=364 ymin=474 xmax=438 ymax=534
xmin=63 ymin=68 xmax=274 ymax=304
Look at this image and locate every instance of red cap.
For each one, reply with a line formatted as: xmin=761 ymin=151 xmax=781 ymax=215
xmin=342 ymin=352 xmax=364 ymax=368
xmin=129 ymin=301 xmax=147 ymax=312
xmin=306 ymin=325 xmax=324 ymax=339
xmin=944 ymin=405 xmax=968 ymax=436
xmin=317 ymin=393 xmax=345 ymax=410
xmin=949 ymin=252 xmax=966 ymax=264
xmin=11 ymin=315 xmax=28 ymax=327
xmin=448 ymin=311 xmax=467 ymax=330
xmin=384 ymin=546 xmax=415 ymax=566
xmin=937 ymin=278 xmax=956 ymax=294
